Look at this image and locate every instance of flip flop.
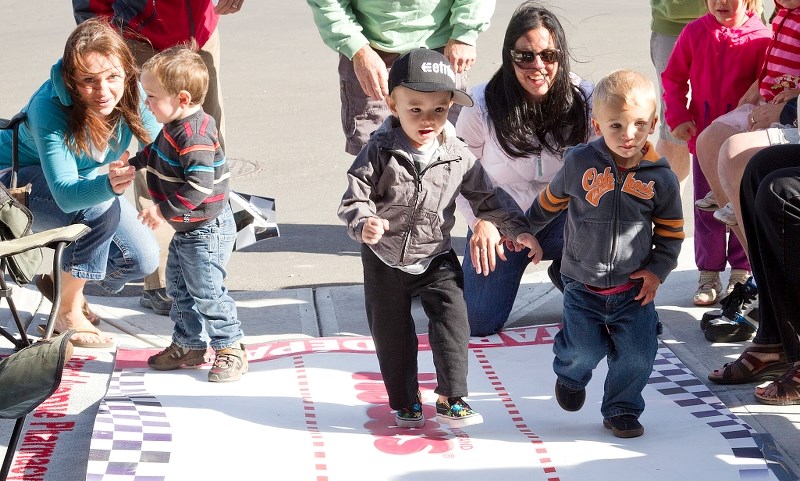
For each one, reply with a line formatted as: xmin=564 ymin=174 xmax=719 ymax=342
xmin=37 ymin=324 xmax=115 ymax=349
xmin=35 ymin=273 xmax=102 ymax=326
xmin=754 ymin=364 xmax=800 ymax=406
xmin=707 ymin=344 xmax=788 ymax=385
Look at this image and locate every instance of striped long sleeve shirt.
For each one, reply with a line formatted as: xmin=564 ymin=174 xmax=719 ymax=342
xmin=759 ymin=7 xmax=800 ymax=101
xmin=129 ymin=108 xmax=230 ymax=232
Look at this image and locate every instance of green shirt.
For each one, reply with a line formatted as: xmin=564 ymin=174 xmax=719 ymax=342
xmin=650 ymin=0 xmax=708 ymax=36
xmin=306 ymin=0 xmax=495 ymax=59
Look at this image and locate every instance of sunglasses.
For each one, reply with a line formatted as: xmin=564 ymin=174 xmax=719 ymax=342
xmin=509 ymin=49 xmax=560 ymax=68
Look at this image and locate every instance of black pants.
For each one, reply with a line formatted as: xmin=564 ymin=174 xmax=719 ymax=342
xmin=740 ymin=144 xmax=800 ymax=361
xmin=362 ymin=245 xmax=469 ymax=410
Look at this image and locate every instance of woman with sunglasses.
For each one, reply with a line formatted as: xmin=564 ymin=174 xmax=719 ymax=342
xmin=455 ymin=1 xmax=593 ymax=337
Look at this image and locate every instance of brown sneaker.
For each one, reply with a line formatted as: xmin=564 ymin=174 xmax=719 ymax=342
xmin=208 ymin=343 xmax=248 ymax=382
xmin=148 ymin=343 xmax=209 ymax=371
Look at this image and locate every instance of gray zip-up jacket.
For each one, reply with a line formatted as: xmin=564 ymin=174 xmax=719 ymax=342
xmin=529 ymin=138 xmax=685 ymax=288
xmin=338 ymin=117 xmax=530 ymax=270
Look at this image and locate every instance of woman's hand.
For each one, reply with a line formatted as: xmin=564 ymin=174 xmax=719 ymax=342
xmin=470 ymin=219 xmax=506 ymax=275
xmin=772 ymin=88 xmax=800 ymax=104
xmin=748 ymin=102 xmax=785 ymax=131
xmin=108 ymin=151 xmax=135 ymax=195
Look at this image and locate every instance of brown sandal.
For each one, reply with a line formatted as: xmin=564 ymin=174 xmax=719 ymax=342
xmin=707 ymin=344 xmax=789 ymax=385
xmin=754 ymin=364 xmax=800 ymax=405
xmin=34 ymin=273 xmax=102 ymax=326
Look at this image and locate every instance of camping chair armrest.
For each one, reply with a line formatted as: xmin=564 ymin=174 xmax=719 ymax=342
xmin=0 ymin=113 xmax=26 ymax=131
xmin=0 ymin=224 xmax=90 ymax=258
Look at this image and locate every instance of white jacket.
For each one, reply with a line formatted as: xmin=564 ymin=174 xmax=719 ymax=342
xmin=455 ymin=74 xmax=593 ymax=228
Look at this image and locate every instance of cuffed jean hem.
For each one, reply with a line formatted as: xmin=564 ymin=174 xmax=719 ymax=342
xmin=603 ymin=408 xmax=643 ymax=419
xmin=169 ymin=340 xmax=210 ymax=351
xmin=210 ymin=337 xmax=245 ymax=352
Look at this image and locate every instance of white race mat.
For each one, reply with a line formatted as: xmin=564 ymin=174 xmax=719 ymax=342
xmin=86 ymin=325 xmax=778 ymax=481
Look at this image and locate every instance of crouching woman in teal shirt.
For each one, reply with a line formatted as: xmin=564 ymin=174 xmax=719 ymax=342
xmin=0 ymin=19 xmax=160 ymax=348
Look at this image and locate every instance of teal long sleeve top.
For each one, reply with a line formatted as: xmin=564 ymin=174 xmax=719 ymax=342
xmin=0 ymin=59 xmax=160 ymax=213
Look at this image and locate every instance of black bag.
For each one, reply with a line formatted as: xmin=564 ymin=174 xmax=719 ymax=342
xmin=0 ymin=182 xmax=42 ymax=285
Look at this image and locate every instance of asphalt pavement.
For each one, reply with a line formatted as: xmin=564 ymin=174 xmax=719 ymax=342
xmin=1 ymin=1 xmax=799 ymax=480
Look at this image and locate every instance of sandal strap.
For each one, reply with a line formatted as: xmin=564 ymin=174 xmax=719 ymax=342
xmin=716 ymin=346 xmax=786 ymax=382
xmin=765 ymin=365 xmax=800 ymax=401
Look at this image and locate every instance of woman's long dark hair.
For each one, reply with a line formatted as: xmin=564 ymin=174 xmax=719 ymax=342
xmin=485 ymin=1 xmax=590 ymax=158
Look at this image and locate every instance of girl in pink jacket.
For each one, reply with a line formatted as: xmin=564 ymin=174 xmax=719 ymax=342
xmin=661 ymin=0 xmax=770 ymax=306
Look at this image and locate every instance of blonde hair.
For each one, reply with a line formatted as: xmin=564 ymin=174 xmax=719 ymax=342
xmin=142 ymin=44 xmax=209 ymax=105
xmin=61 ymin=18 xmax=151 ymax=156
xmin=705 ymin=0 xmax=763 ymax=15
xmin=592 ymin=69 xmax=657 ymax=116
xmin=745 ymin=0 xmax=763 ymax=14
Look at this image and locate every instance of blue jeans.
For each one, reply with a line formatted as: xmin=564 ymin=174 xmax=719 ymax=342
xmin=553 ymin=276 xmax=659 ymax=419
xmin=463 ymin=210 xmax=566 ymax=336
xmin=2 ymin=166 xmax=158 ymax=292
xmin=167 ymin=206 xmax=242 ymax=351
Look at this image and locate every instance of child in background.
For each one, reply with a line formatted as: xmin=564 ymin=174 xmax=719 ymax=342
xmin=128 ymin=46 xmax=247 ymax=383
xmin=338 ymin=48 xmax=540 ymax=429
xmin=527 ymin=70 xmax=684 ymax=438
xmin=695 ymin=0 xmax=800 ymax=228
xmin=661 ymin=0 xmax=769 ymax=305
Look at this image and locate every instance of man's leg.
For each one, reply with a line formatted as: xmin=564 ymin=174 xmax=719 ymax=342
xmin=650 ymin=31 xmax=691 ymax=189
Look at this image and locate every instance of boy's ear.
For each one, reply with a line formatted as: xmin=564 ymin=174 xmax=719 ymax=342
xmin=178 ymin=90 xmax=192 ymax=107
xmin=386 ymin=95 xmax=398 ymax=116
xmin=649 ymin=116 xmax=657 ymax=134
xmin=591 ymin=118 xmax=602 ymax=136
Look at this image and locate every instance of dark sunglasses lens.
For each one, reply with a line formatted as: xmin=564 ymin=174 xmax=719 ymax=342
xmin=511 ymin=49 xmax=558 ymax=67
xmin=539 ymin=49 xmax=559 ymax=63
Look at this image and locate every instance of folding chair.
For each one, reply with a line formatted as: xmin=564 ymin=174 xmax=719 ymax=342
xmin=0 ymin=113 xmax=90 ymax=480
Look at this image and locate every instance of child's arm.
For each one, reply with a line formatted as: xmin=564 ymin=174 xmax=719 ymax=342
xmin=671 ymin=121 xmax=697 ymax=142
xmin=361 ymin=216 xmax=389 ymax=244
xmin=338 ymin=144 xmax=381 ymax=243
xmin=527 ymin=163 xmax=570 ymax=235
xmin=640 ymin=171 xmax=685 ymax=303
xmin=459 ymin=161 xmax=538 ymax=270
xmin=156 ymin=131 xmax=218 ymax=225
xmin=137 ymin=204 xmax=166 ymax=230
xmin=514 ymin=232 xmax=542 ymax=264
xmin=107 ymin=151 xmax=135 ymax=195
xmin=629 ymin=269 xmax=660 ymax=306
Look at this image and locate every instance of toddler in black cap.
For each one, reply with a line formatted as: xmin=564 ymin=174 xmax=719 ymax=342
xmin=338 ymin=48 xmax=540 ymax=429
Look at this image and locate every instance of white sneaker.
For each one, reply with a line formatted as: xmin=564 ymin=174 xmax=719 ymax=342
xmin=694 ymin=271 xmax=722 ymax=306
xmin=713 ymin=202 xmax=737 ymax=226
xmin=695 ymin=191 xmax=719 ymax=211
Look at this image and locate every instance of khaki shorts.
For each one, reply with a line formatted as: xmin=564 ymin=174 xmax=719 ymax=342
xmin=650 ymin=31 xmax=686 ymax=146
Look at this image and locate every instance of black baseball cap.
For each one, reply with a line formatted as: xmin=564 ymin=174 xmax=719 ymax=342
xmin=388 ymin=48 xmax=474 ymax=107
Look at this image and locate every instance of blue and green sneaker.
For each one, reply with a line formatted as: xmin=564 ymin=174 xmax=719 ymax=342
xmin=435 ymin=397 xmax=483 ymax=428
